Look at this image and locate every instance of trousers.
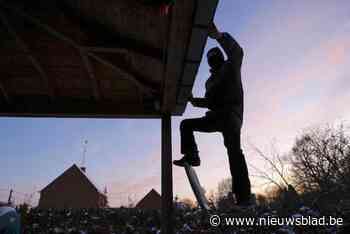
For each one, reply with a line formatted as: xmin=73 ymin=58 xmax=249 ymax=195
xmin=180 ymin=111 xmax=251 ymax=202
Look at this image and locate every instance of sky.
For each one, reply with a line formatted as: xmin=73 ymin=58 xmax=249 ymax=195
xmin=1 ymin=0 xmax=350 ymax=207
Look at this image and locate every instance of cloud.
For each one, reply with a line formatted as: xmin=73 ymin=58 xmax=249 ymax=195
xmin=171 ymin=1 xmax=350 ymax=199
xmin=237 ymin=1 xmax=350 ymax=151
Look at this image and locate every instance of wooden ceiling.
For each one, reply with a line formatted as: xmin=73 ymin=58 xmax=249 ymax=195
xmin=0 ymin=0 xmax=219 ymax=118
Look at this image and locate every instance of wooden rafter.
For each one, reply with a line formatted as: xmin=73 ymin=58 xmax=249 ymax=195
xmin=79 ymin=50 xmax=100 ymax=100
xmin=0 ymin=4 xmax=157 ymax=95
xmin=0 ymin=10 xmax=54 ymax=99
xmin=58 ymin=2 xmax=164 ymax=61
xmin=0 ymin=82 xmax=9 ymax=103
xmin=87 ymin=53 xmax=155 ymax=94
xmin=136 ymin=86 xmax=143 ymax=106
xmin=0 ymin=96 xmax=160 ymax=118
xmin=84 ymin=47 xmax=131 ymax=54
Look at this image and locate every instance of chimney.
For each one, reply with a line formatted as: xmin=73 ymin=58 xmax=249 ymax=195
xmin=81 ymin=167 xmax=86 ymax=173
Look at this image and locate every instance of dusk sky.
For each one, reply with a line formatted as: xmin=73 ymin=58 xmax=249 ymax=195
xmin=1 ymin=0 xmax=350 ymax=207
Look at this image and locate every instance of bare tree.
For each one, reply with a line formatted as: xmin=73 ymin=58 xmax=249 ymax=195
xmin=291 ymin=124 xmax=350 ymax=194
xmin=216 ymin=178 xmax=232 ymax=199
xmin=180 ymin=198 xmax=196 ymax=209
xmin=248 ymin=142 xmax=294 ymax=192
xmin=247 ymin=142 xmax=300 ymax=212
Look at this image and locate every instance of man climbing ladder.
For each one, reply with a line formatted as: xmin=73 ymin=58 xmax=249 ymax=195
xmin=173 ymin=22 xmax=253 ymax=207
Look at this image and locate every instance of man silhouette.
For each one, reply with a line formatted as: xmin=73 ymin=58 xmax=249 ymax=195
xmin=173 ymin=23 xmax=252 ymax=206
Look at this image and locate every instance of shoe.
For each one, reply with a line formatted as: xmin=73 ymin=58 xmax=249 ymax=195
xmin=173 ymin=154 xmax=201 ymax=167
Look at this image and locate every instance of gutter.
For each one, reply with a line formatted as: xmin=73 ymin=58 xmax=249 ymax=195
xmin=174 ymin=0 xmax=220 ymax=115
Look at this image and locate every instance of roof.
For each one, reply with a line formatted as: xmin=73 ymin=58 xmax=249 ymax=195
xmin=136 ymin=189 xmax=161 ymax=210
xmin=0 ymin=0 xmax=219 ymax=118
xmin=41 ymin=164 xmax=106 ymax=197
xmin=75 ymin=165 xmax=106 ymax=196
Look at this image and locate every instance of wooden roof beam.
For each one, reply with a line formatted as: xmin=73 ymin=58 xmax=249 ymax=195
xmin=0 ymin=4 xmax=157 ymax=96
xmin=58 ymin=2 xmax=164 ymax=61
xmin=0 ymin=96 xmax=160 ymax=118
xmin=79 ymin=50 xmax=100 ymax=100
xmin=0 ymin=10 xmax=54 ymax=100
xmin=0 ymin=82 xmax=9 ymax=104
xmin=83 ymin=47 xmax=136 ymax=55
xmin=87 ymin=53 xmax=157 ymax=95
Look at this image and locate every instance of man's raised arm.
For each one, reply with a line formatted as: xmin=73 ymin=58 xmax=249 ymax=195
xmin=208 ymin=23 xmax=243 ymax=62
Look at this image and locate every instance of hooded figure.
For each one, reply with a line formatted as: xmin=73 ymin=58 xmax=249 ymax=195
xmin=174 ymin=23 xmax=252 ymax=207
xmin=207 ymin=47 xmax=225 ymax=71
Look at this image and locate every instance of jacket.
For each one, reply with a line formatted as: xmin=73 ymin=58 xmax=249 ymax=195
xmin=205 ymin=32 xmax=244 ymax=122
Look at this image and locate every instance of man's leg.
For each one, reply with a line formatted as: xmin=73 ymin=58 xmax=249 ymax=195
xmin=222 ymin=117 xmax=251 ymax=204
xmin=180 ymin=116 xmax=219 ymax=155
xmin=175 ymin=115 xmax=220 ymax=166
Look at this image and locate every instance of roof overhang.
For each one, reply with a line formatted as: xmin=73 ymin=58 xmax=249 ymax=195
xmin=0 ymin=0 xmax=219 ymax=118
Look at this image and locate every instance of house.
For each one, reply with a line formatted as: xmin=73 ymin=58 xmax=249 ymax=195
xmin=136 ymin=189 xmax=161 ymax=210
xmin=38 ymin=164 xmax=107 ymax=209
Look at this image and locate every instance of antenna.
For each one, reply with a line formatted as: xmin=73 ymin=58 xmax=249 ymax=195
xmin=81 ymin=140 xmax=88 ymax=172
xmin=8 ymin=189 xmax=13 ymax=204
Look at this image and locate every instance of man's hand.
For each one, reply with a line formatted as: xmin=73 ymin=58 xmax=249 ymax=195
xmin=190 ymin=97 xmax=208 ymax=108
xmin=189 ymin=98 xmax=197 ymax=107
xmin=208 ymin=22 xmax=223 ymax=40
xmin=189 ymin=94 xmax=197 ymax=106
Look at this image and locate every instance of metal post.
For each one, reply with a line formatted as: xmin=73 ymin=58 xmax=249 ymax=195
xmin=161 ymin=114 xmax=173 ymax=234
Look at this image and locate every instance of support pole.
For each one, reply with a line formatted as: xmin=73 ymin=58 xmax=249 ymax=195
xmin=161 ymin=114 xmax=173 ymax=234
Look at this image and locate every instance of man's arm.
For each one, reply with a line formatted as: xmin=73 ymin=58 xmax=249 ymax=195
xmin=208 ymin=23 xmax=243 ymax=62
xmin=189 ymin=97 xmax=208 ymax=108
xmin=218 ymin=33 xmax=243 ymax=61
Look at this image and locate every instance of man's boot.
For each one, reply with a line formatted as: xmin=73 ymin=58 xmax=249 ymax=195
xmin=173 ymin=153 xmax=200 ymax=167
